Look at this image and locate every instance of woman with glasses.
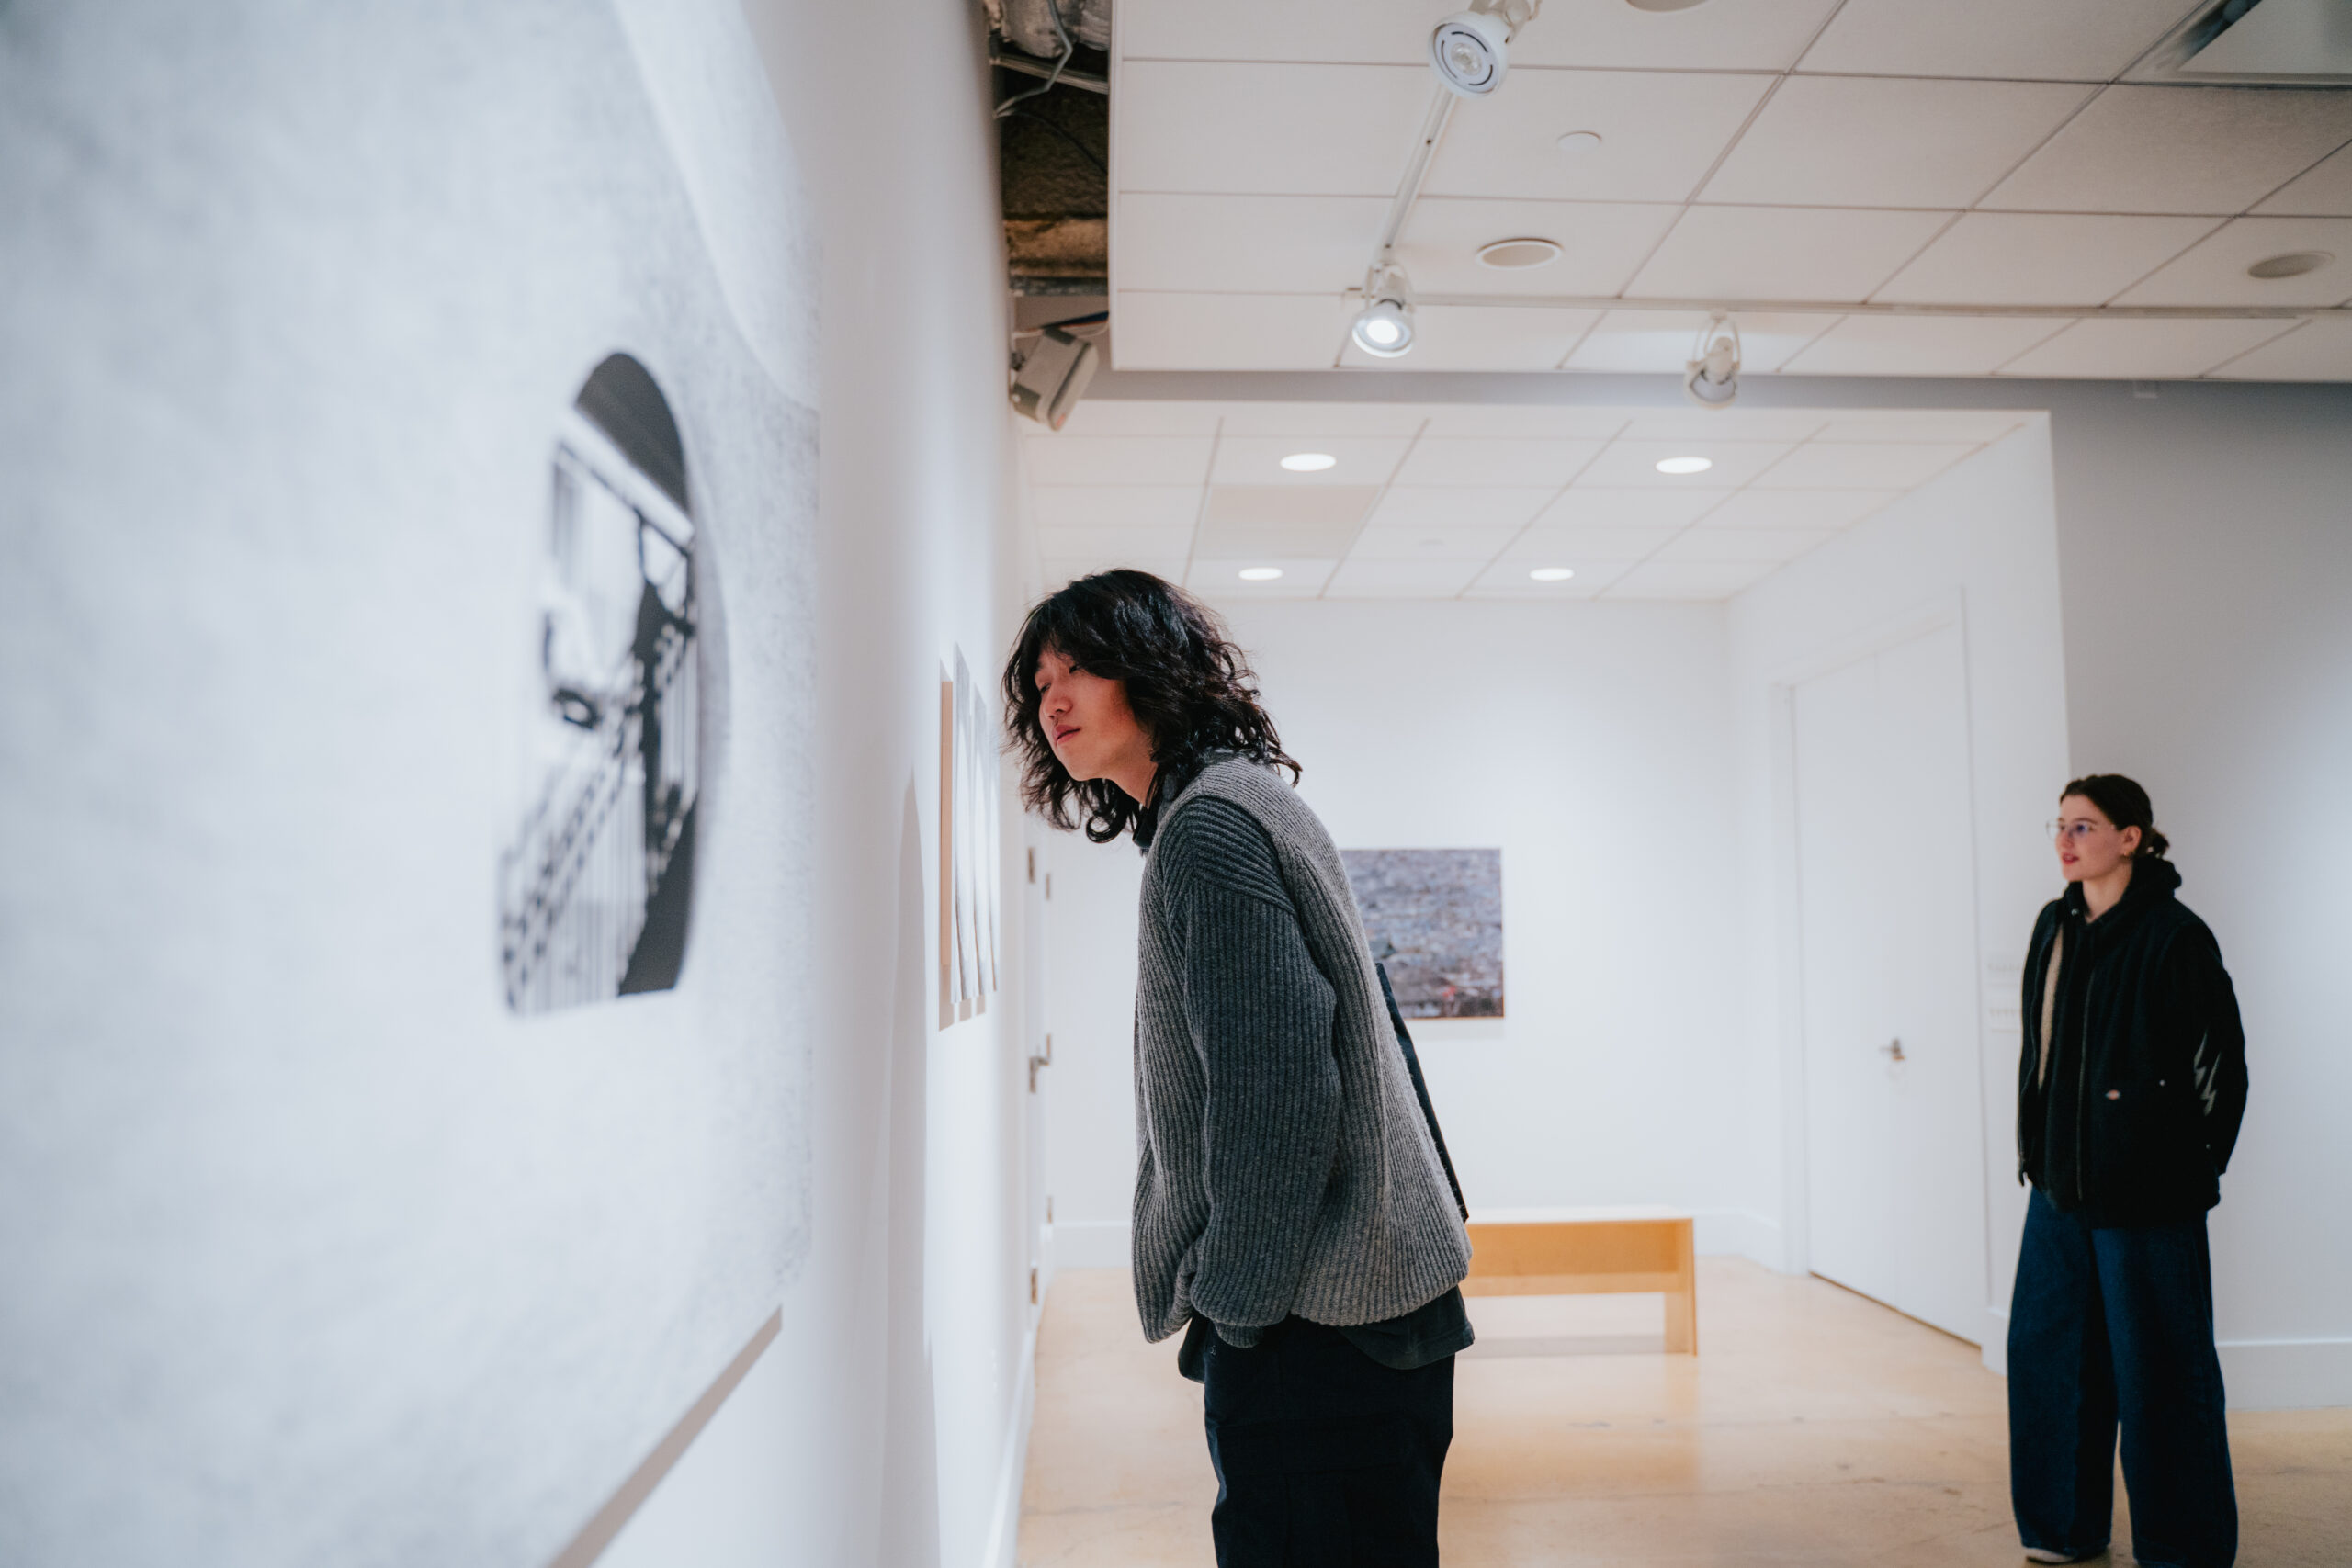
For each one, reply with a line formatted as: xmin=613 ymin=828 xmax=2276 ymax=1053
xmin=2009 ymin=774 xmax=2248 ymax=1568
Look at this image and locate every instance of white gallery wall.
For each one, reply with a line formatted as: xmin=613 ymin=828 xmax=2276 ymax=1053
xmin=1724 ymin=423 xmax=2073 ymax=1363
xmin=4 ymin=2 xmax=1042 ymax=1566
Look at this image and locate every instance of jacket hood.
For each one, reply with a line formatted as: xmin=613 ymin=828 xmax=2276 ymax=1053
xmin=2060 ymin=854 xmax=2182 ymax=922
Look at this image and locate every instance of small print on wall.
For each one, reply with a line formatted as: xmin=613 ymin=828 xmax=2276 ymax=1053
xmin=1340 ymin=848 xmax=1504 ymax=1019
xmin=940 ymin=648 xmax=1001 ymax=1026
xmin=499 ymin=355 xmax=707 ymax=1014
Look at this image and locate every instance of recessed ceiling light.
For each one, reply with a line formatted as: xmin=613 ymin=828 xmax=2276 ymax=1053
xmin=1555 ymin=130 xmax=1603 ymax=154
xmin=1238 ymin=566 xmax=1283 ymax=581
xmin=1280 ymin=451 xmax=1338 ymax=471
xmin=1529 ymin=566 xmax=1576 ymax=581
xmin=1476 ymin=237 xmax=1563 ymax=270
xmin=1625 ymin=0 xmax=1713 ymax=10
xmin=2246 ymin=251 xmax=2332 ymax=280
xmin=1656 ymin=456 xmax=1713 ymax=475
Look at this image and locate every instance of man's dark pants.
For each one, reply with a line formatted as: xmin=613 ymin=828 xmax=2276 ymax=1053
xmin=2008 ymin=1187 xmax=2236 ymax=1568
xmin=1196 ymin=1317 xmax=1453 ymax=1567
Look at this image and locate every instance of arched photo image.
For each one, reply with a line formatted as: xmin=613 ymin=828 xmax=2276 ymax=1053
xmin=500 ymin=354 xmax=707 ymax=1014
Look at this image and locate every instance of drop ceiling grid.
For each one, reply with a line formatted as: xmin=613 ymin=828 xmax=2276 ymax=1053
xmin=1023 ymin=404 xmax=2033 ymax=602
xmin=1110 ymin=0 xmax=2352 ymax=378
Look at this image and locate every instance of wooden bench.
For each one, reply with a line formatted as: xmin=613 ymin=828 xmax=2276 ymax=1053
xmin=1460 ymin=1206 xmax=1698 ymax=1354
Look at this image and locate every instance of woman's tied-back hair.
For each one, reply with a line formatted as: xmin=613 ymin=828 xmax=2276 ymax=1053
xmin=2063 ymin=773 xmax=2171 ymax=860
xmin=1002 ymin=570 xmax=1300 ymax=843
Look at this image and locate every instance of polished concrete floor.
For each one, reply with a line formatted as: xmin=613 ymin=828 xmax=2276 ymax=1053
xmin=1017 ymin=1259 xmax=2351 ymax=1567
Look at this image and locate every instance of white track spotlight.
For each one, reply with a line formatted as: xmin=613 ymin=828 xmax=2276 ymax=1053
xmin=1351 ymin=265 xmax=1418 ymax=359
xmin=1010 ymin=325 xmax=1100 ymax=430
xmin=1429 ymin=0 xmax=1539 ymax=97
xmin=1683 ymin=311 xmax=1742 ymax=410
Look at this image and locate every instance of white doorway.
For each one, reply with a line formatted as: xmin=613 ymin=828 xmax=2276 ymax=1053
xmin=1791 ymin=618 xmax=1988 ymax=1342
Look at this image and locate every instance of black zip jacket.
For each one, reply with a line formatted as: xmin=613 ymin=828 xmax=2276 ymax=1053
xmin=2017 ymin=857 xmax=2248 ymax=1227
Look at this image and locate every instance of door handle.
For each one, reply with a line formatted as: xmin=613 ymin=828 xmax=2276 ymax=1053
xmin=1879 ymin=1038 xmax=1905 ymax=1062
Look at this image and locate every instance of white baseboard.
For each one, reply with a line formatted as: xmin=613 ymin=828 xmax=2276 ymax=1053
xmin=1692 ymin=1210 xmax=1782 ymax=1269
xmin=2220 ymin=1337 xmax=2352 ymax=1410
xmin=978 ymin=1321 xmax=1039 ymax=1568
xmin=1047 ymin=1220 xmax=1130 ymax=1270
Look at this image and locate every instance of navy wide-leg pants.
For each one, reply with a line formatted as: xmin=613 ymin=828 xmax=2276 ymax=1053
xmin=1197 ymin=1317 xmax=1453 ymax=1568
xmin=2008 ymin=1188 xmax=2236 ymax=1568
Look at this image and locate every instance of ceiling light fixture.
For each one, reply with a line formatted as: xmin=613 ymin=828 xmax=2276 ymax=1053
xmin=1683 ymin=310 xmax=1741 ymax=409
xmin=1238 ymin=566 xmax=1284 ymax=581
xmin=1430 ymin=0 xmax=1537 ymax=97
xmin=1625 ymin=0 xmax=1713 ymax=11
xmin=1529 ymin=566 xmax=1576 ymax=581
xmin=1656 ymin=456 xmax=1713 ymax=475
xmin=2246 ymin=251 xmax=2332 ymax=280
xmin=1351 ymin=264 xmax=1418 ymax=358
xmin=1555 ymin=130 xmax=1603 ymax=154
xmin=1476 ymin=237 xmax=1563 ymax=270
xmin=1280 ymin=452 xmax=1338 ymax=471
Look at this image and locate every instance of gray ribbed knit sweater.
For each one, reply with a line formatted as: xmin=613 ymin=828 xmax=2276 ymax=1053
xmin=1130 ymin=756 xmax=1474 ymax=1345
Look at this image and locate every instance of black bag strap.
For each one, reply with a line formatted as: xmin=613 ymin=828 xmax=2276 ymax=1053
xmin=1375 ymin=962 xmax=1470 ymax=1223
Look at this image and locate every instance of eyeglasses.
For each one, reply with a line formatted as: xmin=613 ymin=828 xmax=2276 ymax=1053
xmin=2046 ymin=819 xmax=2112 ymax=843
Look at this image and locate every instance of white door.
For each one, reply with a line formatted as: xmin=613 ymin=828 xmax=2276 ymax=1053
xmin=1793 ymin=622 xmax=1986 ymax=1341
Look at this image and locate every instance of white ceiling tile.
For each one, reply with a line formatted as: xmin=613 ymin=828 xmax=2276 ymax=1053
xmin=1510 ymin=0 xmax=1846 ymax=70
xmin=1117 ymin=62 xmax=1431 ymax=197
xmin=1813 ymin=412 xmax=2032 ymax=443
xmin=1606 ymin=560 xmax=1779 ymax=599
xmin=2255 ymin=141 xmax=2352 ymax=218
xmin=1754 ymin=442 xmax=1978 ymax=489
xmin=1041 ymin=556 xmax=1190 ymax=590
xmin=1036 ymin=525 xmax=1197 ymax=560
xmin=2112 ymin=217 xmax=2352 ymax=307
xmin=1026 ymin=435 xmax=1214 ymax=486
xmin=1566 ymin=310 xmax=1844 ymax=372
xmin=1210 ymin=435 xmax=1411 ymax=486
xmin=1030 ymin=486 xmax=1202 ymax=529
xmin=1348 ymin=527 xmax=1521 ymax=561
xmin=1781 ymin=315 xmax=2074 ymax=375
xmin=1626 ymin=208 xmax=1954 ymax=303
xmin=1394 ymin=437 xmax=1605 ymax=486
xmin=1873 ymin=213 xmax=2222 ymax=306
xmin=1981 ymin=86 xmax=2352 ymax=216
xmin=2202 ymin=316 xmax=2352 ymax=380
xmin=1046 ymin=402 xmax=1225 ymax=437
xmin=1996 ymin=316 xmax=2304 ymax=378
xmin=1617 ymin=409 xmax=1834 ymax=442
xmin=1702 ymin=490 xmax=1903 ymax=529
xmin=1117 ymin=0 xmax=1433 ymax=64
xmin=1214 ymin=404 xmax=1431 ymax=437
xmin=1338 ymin=305 xmax=1602 ymax=370
xmin=1423 ymin=71 xmax=1777 ymax=204
xmin=1656 ymin=526 xmax=1838 ymax=564
xmin=1325 ymin=558 xmax=1487 ymax=598
xmin=1393 ymin=198 xmax=1681 ymax=297
xmin=1799 ymin=0 xmax=2194 ymax=80
xmin=1575 ymin=440 xmax=1793 ymax=488
xmin=1500 ymin=525 xmax=1684 ymax=563
xmin=1111 ymin=293 xmax=1349 ymax=371
xmin=1466 ymin=558 xmax=1629 ymax=597
xmin=1115 ymin=194 xmax=1384 ymax=294
xmin=1367 ymin=488 xmax=1560 ymax=530
xmin=1533 ymin=489 xmax=1729 ymax=529
xmin=1416 ymin=407 xmax=1631 ymax=440
xmin=1702 ymin=77 xmax=2092 ymax=209
xmin=1188 ymin=558 xmax=1339 ymax=598
xmin=1196 ymin=486 xmax=1379 ymax=557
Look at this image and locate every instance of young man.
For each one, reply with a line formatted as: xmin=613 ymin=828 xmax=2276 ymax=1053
xmin=1003 ymin=570 xmax=1474 ymax=1567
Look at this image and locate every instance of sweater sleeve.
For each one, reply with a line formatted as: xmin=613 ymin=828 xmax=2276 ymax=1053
xmin=1158 ymin=797 xmax=1340 ymax=1338
xmin=2167 ymin=922 xmax=2249 ymax=1175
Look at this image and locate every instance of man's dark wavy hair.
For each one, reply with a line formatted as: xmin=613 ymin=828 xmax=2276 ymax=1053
xmin=1001 ymin=570 xmax=1299 ymax=843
